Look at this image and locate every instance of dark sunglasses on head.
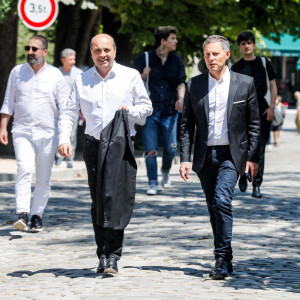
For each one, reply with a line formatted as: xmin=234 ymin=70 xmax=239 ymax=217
xmin=25 ymin=46 xmax=43 ymax=52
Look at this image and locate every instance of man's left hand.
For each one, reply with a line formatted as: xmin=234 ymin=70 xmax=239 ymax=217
xmin=245 ymin=161 xmax=258 ymax=182
xmin=263 ymin=107 xmax=275 ymax=121
xmin=118 ymin=105 xmax=129 ymax=113
xmin=175 ymin=99 xmax=184 ymax=111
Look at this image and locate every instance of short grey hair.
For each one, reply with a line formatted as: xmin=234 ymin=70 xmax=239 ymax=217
xmin=203 ymin=35 xmax=230 ymax=52
xmin=60 ymin=48 xmax=76 ymax=58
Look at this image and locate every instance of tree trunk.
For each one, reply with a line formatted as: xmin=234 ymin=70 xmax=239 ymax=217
xmin=102 ymin=7 xmax=133 ymax=67
xmin=0 ymin=1 xmax=18 ymax=156
xmin=54 ymin=3 xmax=102 ymax=68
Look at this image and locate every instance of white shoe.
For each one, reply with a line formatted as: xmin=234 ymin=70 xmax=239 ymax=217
xmin=161 ymin=172 xmax=171 ymax=189
xmin=147 ymin=184 xmax=158 ymax=195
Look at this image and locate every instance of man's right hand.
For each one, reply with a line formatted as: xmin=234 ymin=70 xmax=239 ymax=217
xmin=179 ymin=162 xmax=190 ymax=182
xmin=141 ymin=67 xmax=151 ymax=79
xmin=0 ymin=128 xmax=8 ymax=145
xmin=58 ymin=143 xmax=72 ymax=158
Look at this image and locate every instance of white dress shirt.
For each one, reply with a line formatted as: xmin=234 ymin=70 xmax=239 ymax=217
xmin=58 ymin=62 xmax=153 ymax=145
xmin=207 ymin=67 xmax=230 ymax=146
xmin=0 ymin=62 xmax=69 ymax=138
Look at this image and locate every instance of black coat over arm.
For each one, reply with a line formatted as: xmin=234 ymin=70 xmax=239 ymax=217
xmin=96 ymin=109 xmax=137 ymax=230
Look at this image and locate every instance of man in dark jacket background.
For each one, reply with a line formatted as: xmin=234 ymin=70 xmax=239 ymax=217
xmin=231 ymin=31 xmax=277 ymax=198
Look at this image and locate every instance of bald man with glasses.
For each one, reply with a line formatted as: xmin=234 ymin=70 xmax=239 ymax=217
xmin=0 ymin=35 xmax=69 ymax=233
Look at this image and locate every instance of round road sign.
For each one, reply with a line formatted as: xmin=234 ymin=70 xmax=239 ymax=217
xmin=18 ymin=0 xmax=59 ymax=31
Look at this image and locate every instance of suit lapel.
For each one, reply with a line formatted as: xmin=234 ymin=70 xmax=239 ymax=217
xmin=227 ymin=70 xmax=239 ymax=121
xmin=200 ymin=73 xmax=209 ymax=122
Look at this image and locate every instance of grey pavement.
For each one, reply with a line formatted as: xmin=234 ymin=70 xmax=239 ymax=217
xmin=0 ymin=110 xmax=299 ymax=299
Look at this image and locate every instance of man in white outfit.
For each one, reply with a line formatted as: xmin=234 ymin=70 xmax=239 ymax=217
xmin=55 ymin=48 xmax=83 ymax=168
xmin=0 ymin=35 xmax=68 ymax=232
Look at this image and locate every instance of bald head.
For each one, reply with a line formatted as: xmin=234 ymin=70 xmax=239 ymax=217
xmin=90 ymin=33 xmax=117 ymax=78
xmin=90 ymin=34 xmax=116 ymax=51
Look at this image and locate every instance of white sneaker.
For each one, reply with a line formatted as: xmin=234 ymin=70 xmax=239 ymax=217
xmin=147 ymin=184 xmax=158 ymax=195
xmin=161 ymin=172 xmax=171 ymax=189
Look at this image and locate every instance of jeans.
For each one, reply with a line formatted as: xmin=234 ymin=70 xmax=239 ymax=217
xmin=141 ymin=110 xmax=178 ymax=185
xmin=83 ymin=136 xmax=124 ymax=259
xmin=197 ymin=146 xmax=238 ymax=262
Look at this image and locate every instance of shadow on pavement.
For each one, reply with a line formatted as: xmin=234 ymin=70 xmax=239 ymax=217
xmin=226 ymin=257 xmax=300 ymax=293
xmin=123 ymin=265 xmax=205 ymax=277
xmin=7 ymin=268 xmax=99 ymax=279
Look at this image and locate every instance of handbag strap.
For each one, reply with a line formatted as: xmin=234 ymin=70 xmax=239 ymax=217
xmin=144 ymin=51 xmax=149 ymax=86
xmin=261 ymin=56 xmax=271 ymax=106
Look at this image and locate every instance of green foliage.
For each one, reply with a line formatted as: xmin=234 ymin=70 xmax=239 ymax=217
xmin=2 ymin=0 xmax=300 ymax=66
xmin=106 ymin=0 xmax=300 ymax=64
xmin=0 ymin=0 xmax=13 ymax=23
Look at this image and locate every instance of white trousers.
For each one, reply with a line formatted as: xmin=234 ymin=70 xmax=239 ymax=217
xmin=13 ymin=133 xmax=58 ymax=217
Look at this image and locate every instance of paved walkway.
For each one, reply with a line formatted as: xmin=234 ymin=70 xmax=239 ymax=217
xmin=0 ymin=111 xmax=299 ymax=299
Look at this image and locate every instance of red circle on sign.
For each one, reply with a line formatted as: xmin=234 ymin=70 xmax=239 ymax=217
xmin=20 ymin=0 xmax=57 ymax=28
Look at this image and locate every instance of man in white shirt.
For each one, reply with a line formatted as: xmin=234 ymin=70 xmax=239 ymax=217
xmin=55 ymin=48 xmax=83 ymax=168
xmin=0 ymin=35 xmax=69 ymax=233
xmin=58 ymin=34 xmax=152 ymax=275
xmin=180 ymin=35 xmax=260 ymax=280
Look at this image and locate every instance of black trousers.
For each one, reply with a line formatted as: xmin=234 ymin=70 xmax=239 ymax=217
xmin=253 ymin=114 xmax=271 ymax=187
xmin=83 ymin=135 xmax=124 ymax=259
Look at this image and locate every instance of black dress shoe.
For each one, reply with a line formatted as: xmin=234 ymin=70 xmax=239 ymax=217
xmin=252 ymin=185 xmax=262 ymax=198
xmin=238 ymin=175 xmax=248 ymax=192
xmin=210 ymin=258 xmax=230 ymax=280
xmin=96 ymin=255 xmax=106 ymax=273
xmin=209 ymin=259 xmax=233 ymax=277
xmin=104 ymin=255 xmax=118 ymax=274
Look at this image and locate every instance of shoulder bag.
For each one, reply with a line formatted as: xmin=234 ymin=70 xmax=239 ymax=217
xmin=136 ymin=51 xmax=150 ymax=126
xmin=261 ymin=57 xmax=283 ymax=127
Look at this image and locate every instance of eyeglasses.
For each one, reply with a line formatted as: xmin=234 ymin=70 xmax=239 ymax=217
xmin=25 ymin=46 xmax=44 ymax=52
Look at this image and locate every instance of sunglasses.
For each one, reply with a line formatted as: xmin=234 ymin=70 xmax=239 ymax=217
xmin=25 ymin=46 xmax=43 ymax=52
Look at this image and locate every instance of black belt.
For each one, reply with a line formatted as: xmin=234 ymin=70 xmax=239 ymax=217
xmin=207 ymin=145 xmax=229 ymax=149
xmin=207 ymin=145 xmax=229 ymax=150
xmin=85 ymin=134 xmax=134 ymax=142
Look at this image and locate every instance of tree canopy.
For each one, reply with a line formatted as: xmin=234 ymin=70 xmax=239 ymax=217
xmin=106 ymin=0 xmax=300 ymax=60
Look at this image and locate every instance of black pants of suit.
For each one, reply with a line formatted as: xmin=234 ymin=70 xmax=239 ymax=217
xmin=253 ymin=114 xmax=271 ymax=187
xmin=83 ymin=136 xmax=124 ymax=260
xmin=197 ymin=146 xmax=238 ymax=262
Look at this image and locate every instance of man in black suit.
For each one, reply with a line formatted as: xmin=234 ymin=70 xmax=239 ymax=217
xmin=179 ymin=35 xmax=260 ymax=280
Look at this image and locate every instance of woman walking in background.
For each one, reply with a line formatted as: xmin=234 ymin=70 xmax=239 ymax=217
xmin=272 ymin=96 xmax=286 ymax=146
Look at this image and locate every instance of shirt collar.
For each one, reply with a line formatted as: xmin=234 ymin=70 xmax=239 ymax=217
xmin=209 ymin=66 xmax=230 ymax=84
xmin=27 ymin=60 xmax=48 ymax=74
xmin=93 ymin=61 xmax=117 ymax=80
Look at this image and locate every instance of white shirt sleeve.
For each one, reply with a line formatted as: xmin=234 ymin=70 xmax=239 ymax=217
xmin=58 ymin=79 xmax=81 ymax=145
xmin=128 ymin=72 xmax=153 ymax=123
xmin=55 ymin=71 xmax=70 ymax=115
xmin=0 ymin=68 xmax=17 ymax=115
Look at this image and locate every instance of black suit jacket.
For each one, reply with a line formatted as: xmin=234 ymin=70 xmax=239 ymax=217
xmin=180 ymin=70 xmax=260 ymax=176
xmin=96 ymin=109 xmax=137 ymax=230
